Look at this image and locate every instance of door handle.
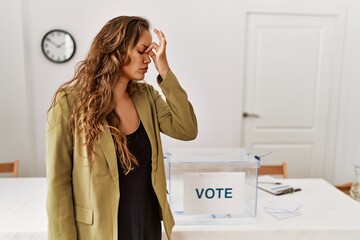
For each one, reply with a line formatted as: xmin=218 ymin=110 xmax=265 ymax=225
xmin=243 ymin=112 xmax=260 ymax=118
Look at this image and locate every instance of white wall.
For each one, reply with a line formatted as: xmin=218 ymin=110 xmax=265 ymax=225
xmin=0 ymin=0 xmax=35 ymax=176
xmin=1 ymin=0 xmax=359 ymax=183
xmin=333 ymin=0 xmax=360 ymax=183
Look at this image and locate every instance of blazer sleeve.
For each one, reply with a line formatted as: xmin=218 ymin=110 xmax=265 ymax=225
xmin=150 ymin=70 xmax=198 ymax=140
xmin=45 ymin=90 xmax=77 ymax=239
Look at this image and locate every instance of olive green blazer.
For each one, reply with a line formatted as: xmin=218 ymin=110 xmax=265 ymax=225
xmin=46 ymin=71 xmax=197 ymax=240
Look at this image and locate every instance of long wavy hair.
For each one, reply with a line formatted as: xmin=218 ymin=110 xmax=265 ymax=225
xmin=49 ymin=16 xmax=150 ymax=174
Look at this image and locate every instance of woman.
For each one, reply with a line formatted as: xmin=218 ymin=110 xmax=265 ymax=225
xmin=46 ymin=16 xmax=197 ymax=240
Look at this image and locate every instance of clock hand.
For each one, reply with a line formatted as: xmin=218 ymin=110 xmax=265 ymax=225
xmin=46 ymin=38 xmax=59 ymax=46
xmin=57 ymin=42 xmax=65 ymax=48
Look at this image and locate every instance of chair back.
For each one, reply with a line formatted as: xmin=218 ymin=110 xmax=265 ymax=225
xmin=335 ymin=182 xmax=352 ymax=195
xmin=0 ymin=160 xmax=19 ymax=177
xmin=258 ymin=162 xmax=288 ymax=178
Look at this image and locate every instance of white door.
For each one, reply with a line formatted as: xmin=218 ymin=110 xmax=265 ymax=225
xmin=242 ymin=8 xmax=345 ymax=178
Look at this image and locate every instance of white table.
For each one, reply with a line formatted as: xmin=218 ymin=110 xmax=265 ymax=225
xmin=0 ymin=178 xmax=47 ymax=240
xmin=168 ymin=178 xmax=360 ymax=240
xmin=1 ymin=178 xmax=360 ymax=240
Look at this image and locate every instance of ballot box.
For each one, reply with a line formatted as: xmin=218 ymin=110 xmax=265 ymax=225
xmin=166 ymin=148 xmax=259 ymax=225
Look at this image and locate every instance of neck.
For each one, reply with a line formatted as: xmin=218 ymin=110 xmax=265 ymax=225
xmin=114 ymin=78 xmax=130 ymax=100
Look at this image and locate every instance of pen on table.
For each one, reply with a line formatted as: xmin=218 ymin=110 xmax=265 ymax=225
xmin=258 ymin=181 xmax=282 ymax=185
xmin=283 ymin=188 xmax=302 ymax=194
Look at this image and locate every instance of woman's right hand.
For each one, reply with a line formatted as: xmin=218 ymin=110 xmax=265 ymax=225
xmin=146 ymin=28 xmax=170 ymax=79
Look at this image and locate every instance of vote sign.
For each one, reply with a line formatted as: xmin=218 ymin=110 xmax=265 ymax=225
xmin=183 ymin=172 xmax=246 ymax=215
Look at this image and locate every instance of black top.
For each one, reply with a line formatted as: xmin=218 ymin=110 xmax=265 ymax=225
xmin=118 ymin=121 xmax=161 ymax=240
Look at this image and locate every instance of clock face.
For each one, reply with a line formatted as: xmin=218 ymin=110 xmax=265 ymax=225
xmin=41 ymin=29 xmax=76 ymax=63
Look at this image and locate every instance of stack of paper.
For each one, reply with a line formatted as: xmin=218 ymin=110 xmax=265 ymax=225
xmin=258 ymin=175 xmax=299 ymax=195
xmin=264 ymin=198 xmax=302 ymax=219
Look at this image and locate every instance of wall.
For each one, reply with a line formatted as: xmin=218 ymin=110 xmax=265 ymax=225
xmin=0 ymin=0 xmax=35 ymax=176
xmin=333 ymin=0 xmax=360 ymax=183
xmin=1 ymin=0 xmax=359 ymax=183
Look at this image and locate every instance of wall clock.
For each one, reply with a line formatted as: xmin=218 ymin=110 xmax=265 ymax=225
xmin=41 ymin=29 xmax=76 ymax=63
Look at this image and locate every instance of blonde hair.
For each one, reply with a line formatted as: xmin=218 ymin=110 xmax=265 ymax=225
xmin=49 ymin=16 xmax=150 ymax=174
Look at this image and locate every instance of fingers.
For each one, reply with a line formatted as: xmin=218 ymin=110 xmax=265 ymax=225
xmin=153 ymin=28 xmax=167 ymax=46
xmin=145 ymin=42 xmax=159 ymax=53
xmin=148 ymin=50 xmax=156 ymax=62
xmin=145 ymin=28 xmax=166 ymax=53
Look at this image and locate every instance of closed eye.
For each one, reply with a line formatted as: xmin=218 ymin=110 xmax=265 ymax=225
xmin=138 ymin=44 xmax=150 ymax=54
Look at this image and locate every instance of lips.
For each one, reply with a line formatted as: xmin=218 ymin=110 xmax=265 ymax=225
xmin=140 ymin=67 xmax=148 ymax=72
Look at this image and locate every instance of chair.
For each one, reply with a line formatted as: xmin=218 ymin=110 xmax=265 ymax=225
xmin=335 ymin=182 xmax=352 ymax=195
xmin=0 ymin=160 xmax=19 ymax=177
xmin=258 ymin=162 xmax=288 ymax=178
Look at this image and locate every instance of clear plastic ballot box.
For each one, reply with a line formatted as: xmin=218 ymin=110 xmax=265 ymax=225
xmin=165 ymin=148 xmax=259 ymax=225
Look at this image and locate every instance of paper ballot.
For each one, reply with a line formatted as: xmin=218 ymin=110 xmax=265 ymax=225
xmin=264 ymin=198 xmax=302 ymax=219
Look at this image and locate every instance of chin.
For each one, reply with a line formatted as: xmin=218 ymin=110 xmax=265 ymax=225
xmin=133 ymin=74 xmax=146 ymax=81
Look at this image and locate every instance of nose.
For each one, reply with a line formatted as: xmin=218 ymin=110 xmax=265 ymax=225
xmin=144 ymin=52 xmax=151 ymax=64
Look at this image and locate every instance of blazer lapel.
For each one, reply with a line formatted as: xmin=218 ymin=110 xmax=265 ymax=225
xmin=132 ymin=90 xmax=153 ymax=138
xmin=99 ymin=121 xmax=119 ymax=190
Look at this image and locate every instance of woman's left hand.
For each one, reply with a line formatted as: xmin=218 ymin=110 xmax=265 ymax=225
xmin=146 ymin=28 xmax=170 ymax=79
